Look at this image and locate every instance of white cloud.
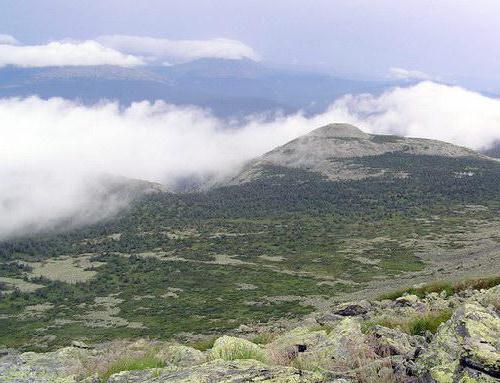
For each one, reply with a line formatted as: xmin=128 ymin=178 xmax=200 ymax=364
xmin=389 ymin=67 xmax=435 ymax=81
xmin=328 ymin=81 xmax=500 ymax=150
xmin=0 ymin=35 xmax=258 ymax=69
xmin=0 ymin=34 xmax=18 ymax=45
xmin=1 ymin=81 xmax=500 ymax=238
xmin=0 ymin=40 xmax=144 ymax=68
xmin=97 ymin=35 xmax=260 ymax=63
xmin=0 ymin=97 xmax=315 ymax=238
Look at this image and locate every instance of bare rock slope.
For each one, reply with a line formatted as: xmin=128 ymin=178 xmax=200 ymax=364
xmin=229 ymin=123 xmax=482 ymax=184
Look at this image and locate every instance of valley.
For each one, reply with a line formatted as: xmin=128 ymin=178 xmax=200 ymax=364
xmin=1 ymin=124 xmax=499 ymax=352
xmin=2 ymin=5 xmax=500 ymax=381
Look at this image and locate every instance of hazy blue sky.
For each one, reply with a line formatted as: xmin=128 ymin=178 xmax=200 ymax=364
xmin=1 ymin=0 xmax=499 ymax=86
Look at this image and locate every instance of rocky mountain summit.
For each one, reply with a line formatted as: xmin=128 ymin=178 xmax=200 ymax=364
xmin=228 ymin=123 xmax=482 ymax=184
xmin=1 ymin=280 xmax=498 ymax=382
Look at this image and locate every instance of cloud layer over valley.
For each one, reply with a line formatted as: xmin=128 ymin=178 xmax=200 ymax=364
xmin=1 ymin=81 xmax=500 ymax=238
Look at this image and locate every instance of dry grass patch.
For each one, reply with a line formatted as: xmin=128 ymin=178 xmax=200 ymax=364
xmin=24 ymin=255 xmax=104 ymax=284
xmin=80 ymin=341 xmax=165 ymax=381
xmin=378 ymin=276 xmax=500 ymax=300
xmin=99 ymin=350 xmax=165 ymax=381
xmin=363 ymin=309 xmax=453 ymax=336
xmin=250 ymin=332 xmax=278 ymax=345
xmin=210 ymin=336 xmax=268 ymax=363
xmin=0 ymin=276 xmax=43 ymax=293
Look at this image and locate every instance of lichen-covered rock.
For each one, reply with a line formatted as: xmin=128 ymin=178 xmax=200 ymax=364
xmin=70 ymin=341 xmax=92 ymax=350
xmin=0 ymin=347 xmax=88 ymax=383
xmin=416 ymin=303 xmax=500 ymax=382
xmin=107 ymin=367 xmax=177 ymax=383
xmin=211 ymin=336 xmax=267 ymax=363
xmin=266 ymin=326 xmax=333 ymax=367
xmin=158 ymin=344 xmax=206 ymax=367
xmin=478 ymin=284 xmax=500 ymax=310
xmin=394 ymin=294 xmax=420 ymax=307
xmin=268 ymin=326 xmax=332 ymax=352
xmin=266 ymin=318 xmax=367 ymax=373
xmin=108 ymin=359 xmax=335 ymax=382
xmin=456 ymin=367 xmax=499 ymax=382
xmin=333 ymin=300 xmax=371 ymax=317
xmin=366 ymin=325 xmax=422 ymax=357
xmin=315 ymin=312 xmax=343 ymax=325
xmin=327 ymin=318 xmax=365 ymax=355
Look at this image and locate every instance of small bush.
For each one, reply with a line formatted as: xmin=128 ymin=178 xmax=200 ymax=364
xmin=100 ymin=351 xmax=165 ymax=381
xmin=408 ymin=310 xmax=453 ymax=335
xmin=189 ymin=336 xmax=217 ymax=351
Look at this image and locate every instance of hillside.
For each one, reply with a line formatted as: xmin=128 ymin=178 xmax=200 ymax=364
xmin=1 ymin=280 xmax=499 ymax=382
xmin=0 ymin=174 xmax=166 ymax=241
xmin=482 ymin=141 xmax=500 ymax=158
xmin=1 ymin=124 xmax=500 ymax=354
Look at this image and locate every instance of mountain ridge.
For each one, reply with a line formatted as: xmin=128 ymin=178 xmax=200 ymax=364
xmin=0 ymin=61 xmax=398 ymax=117
xmin=224 ymin=123 xmax=485 ymax=186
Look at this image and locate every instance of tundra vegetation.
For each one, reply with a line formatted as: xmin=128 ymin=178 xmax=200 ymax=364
xmin=0 ymin=279 xmax=498 ymax=382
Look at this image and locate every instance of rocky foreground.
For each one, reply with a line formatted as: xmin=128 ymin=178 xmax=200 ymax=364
xmin=1 ymin=282 xmax=498 ymax=382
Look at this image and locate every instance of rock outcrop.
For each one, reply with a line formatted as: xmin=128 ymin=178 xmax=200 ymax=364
xmin=417 ymin=303 xmax=500 ymax=382
xmin=107 ymin=359 xmax=331 ymax=383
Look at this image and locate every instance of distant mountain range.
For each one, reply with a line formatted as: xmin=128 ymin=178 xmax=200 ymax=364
xmin=1 ymin=59 xmax=498 ymax=158
xmin=0 ymin=58 xmax=400 ymax=117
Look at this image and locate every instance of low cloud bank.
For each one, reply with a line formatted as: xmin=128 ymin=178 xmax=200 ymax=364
xmin=332 ymin=81 xmax=500 ymax=150
xmin=0 ymin=34 xmax=259 ymax=68
xmin=0 ymin=34 xmax=18 ymax=45
xmin=389 ymin=67 xmax=435 ymax=81
xmin=1 ymin=81 xmax=500 ymax=238
xmin=97 ymin=35 xmax=260 ymax=64
xmin=0 ymin=98 xmax=321 ymax=238
xmin=0 ymin=40 xmax=144 ymax=68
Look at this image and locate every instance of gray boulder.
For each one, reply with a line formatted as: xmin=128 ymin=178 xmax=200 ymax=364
xmin=108 ymin=359 xmax=336 ymax=382
xmin=0 ymin=347 xmax=88 ymax=383
xmin=333 ymin=300 xmax=371 ymax=317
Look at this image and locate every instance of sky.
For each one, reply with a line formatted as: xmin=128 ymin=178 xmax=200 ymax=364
xmin=1 ymin=0 xmax=500 ymax=89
